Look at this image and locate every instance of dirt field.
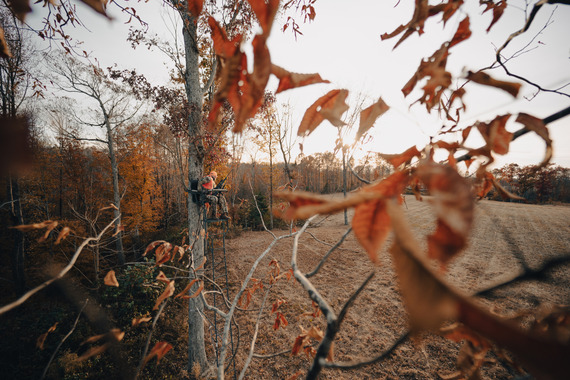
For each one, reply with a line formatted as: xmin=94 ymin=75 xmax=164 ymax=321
xmin=222 ymin=196 xmax=570 ymax=379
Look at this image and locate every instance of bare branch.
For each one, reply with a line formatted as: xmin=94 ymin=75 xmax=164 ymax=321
xmin=306 ymin=227 xmax=353 ymax=278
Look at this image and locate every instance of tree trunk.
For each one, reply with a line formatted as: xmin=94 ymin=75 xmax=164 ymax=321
xmin=342 ymin=148 xmax=348 ymax=226
xmin=104 ymin=117 xmax=125 ymax=265
xmin=180 ymin=10 xmax=208 ymax=374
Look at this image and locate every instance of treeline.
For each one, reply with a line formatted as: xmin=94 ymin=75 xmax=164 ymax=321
xmin=489 ymin=163 xmax=570 ymax=203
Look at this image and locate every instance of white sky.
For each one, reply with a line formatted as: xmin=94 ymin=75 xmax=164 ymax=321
xmin=28 ymin=0 xmax=570 ymax=169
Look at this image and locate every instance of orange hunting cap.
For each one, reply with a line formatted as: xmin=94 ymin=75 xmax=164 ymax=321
xmin=209 ymin=171 xmax=217 ymax=179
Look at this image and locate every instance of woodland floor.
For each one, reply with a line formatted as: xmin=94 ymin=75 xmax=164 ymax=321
xmin=215 ymin=195 xmax=570 ymax=380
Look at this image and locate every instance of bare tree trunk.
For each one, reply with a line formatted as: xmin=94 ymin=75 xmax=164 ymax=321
xmin=180 ymin=10 xmax=208 ymax=374
xmin=104 ymin=117 xmax=125 ymax=265
xmin=342 ymin=148 xmax=348 ymax=226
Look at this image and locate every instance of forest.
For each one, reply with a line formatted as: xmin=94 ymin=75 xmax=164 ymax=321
xmin=1 ymin=0 xmax=569 ymax=379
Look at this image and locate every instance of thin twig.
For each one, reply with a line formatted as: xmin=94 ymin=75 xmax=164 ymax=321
xmin=0 ymin=217 xmax=119 ymax=315
xmin=306 ymin=227 xmax=353 ymax=278
xmin=238 ymin=286 xmax=272 ymax=380
xmin=40 ymin=300 xmax=89 ymax=380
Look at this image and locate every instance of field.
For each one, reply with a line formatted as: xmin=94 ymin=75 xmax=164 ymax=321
xmin=224 ymin=196 xmax=570 ymax=379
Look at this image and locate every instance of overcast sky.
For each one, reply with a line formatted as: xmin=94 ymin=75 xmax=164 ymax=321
xmin=29 ymin=0 xmax=570 ymax=169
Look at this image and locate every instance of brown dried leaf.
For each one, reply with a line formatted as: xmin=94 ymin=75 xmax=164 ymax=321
xmin=143 ymin=240 xmax=167 ymax=257
xmin=248 ymin=0 xmax=280 ymax=36
xmin=142 ymin=341 xmax=173 ymax=368
xmin=356 ymin=97 xmax=389 ymax=141
xmin=381 ymin=0 xmax=430 ymax=49
xmin=352 ymin=171 xmax=409 ymax=263
xmin=481 ymin=0 xmax=507 ymax=32
xmin=103 ymin=270 xmax=119 ymax=287
xmin=132 ymin=316 xmax=152 ymax=327
xmin=175 ymin=280 xmax=203 ymax=299
xmin=156 ymin=271 xmax=170 ymax=284
xmin=0 ymin=27 xmax=12 ymax=58
xmin=467 ymin=71 xmax=521 ymax=98
xmin=380 ymin=146 xmax=421 ymax=168
xmin=54 ymin=227 xmax=71 ymax=244
xmin=476 ymin=114 xmax=513 ymax=155
xmin=271 ymin=64 xmax=330 ymax=94
xmin=7 ymin=0 xmax=32 ymax=22
xmin=448 ymin=16 xmax=471 ymax=48
xmin=416 ymin=162 xmax=474 ymax=268
xmin=515 ymin=113 xmax=553 ymax=167
xmin=186 ymin=0 xmax=204 ymax=18
xmin=318 ymin=89 xmax=349 ymax=127
xmin=36 ymin=322 xmax=58 ymax=350
xmin=491 ymin=177 xmax=526 ymax=201
xmin=153 ymin=281 xmax=175 ymax=310
xmin=298 ymin=89 xmax=346 ymax=136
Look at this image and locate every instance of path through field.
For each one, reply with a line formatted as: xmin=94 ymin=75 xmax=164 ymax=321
xmin=224 ymin=196 xmax=570 ymax=379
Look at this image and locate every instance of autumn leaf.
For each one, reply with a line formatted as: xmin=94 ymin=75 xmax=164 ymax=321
xmin=208 ymin=16 xmax=241 ymax=58
xmin=143 ymin=240 xmax=167 ymax=256
xmin=297 ymin=89 xmax=348 ymax=136
xmin=515 ymin=113 xmax=553 ymax=167
xmin=491 ymin=176 xmax=526 ymax=201
xmin=55 ymin=227 xmax=72 ymax=244
xmin=175 ymin=279 xmax=203 ymax=299
xmin=132 ymin=316 xmax=152 ymax=327
xmin=318 ymin=89 xmax=349 ymax=127
xmin=448 ymin=17 xmax=471 ymax=48
xmin=153 ymin=281 xmax=175 ymax=310
xmin=356 ymin=97 xmax=389 ymax=141
xmin=476 ymin=114 xmax=513 ymax=155
xmin=475 ymin=170 xmax=494 ymax=199
xmin=7 ymin=0 xmax=32 ymax=22
xmin=381 ymin=0 xmax=430 ymax=49
xmin=467 ymin=71 xmax=521 ymax=98
xmin=352 ymin=171 xmax=409 ymax=263
xmin=76 ymin=329 xmax=124 ymax=362
xmin=248 ymin=0 xmax=280 ymax=36
xmin=0 ymin=27 xmax=11 ymax=58
xmin=379 ymin=145 xmax=421 ymax=168
xmin=186 ymin=0 xmax=204 ymax=18
xmin=271 ymin=64 xmax=330 ymax=94
xmin=104 ymin=270 xmax=119 ymax=287
xmin=156 ymin=271 xmax=170 ymax=284
xmin=142 ymin=341 xmax=173 ymax=368
xmin=36 ymin=322 xmax=58 ymax=350
xmin=480 ymin=0 xmax=507 ymax=32
xmin=11 ymin=220 xmax=54 ymax=232
xmin=415 ymin=162 xmax=474 ymax=268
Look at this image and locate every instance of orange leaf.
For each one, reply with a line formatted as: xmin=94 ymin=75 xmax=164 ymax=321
xmin=208 ymin=16 xmax=241 ymax=58
xmin=38 ymin=221 xmax=58 ymax=243
xmin=381 ymin=0 xmax=430 ymax=49
xmin=175 ymin=280 xmax=203 ymax=299
xmin=380 ymin=146 xmax=421 ymax=168
xmin=448 ymin=17 xmax=471 ymax=48
xmin=271 ymin=64 xmax=330 ymax=94
xmin=103 ymin=270 xmax=119 ymax=287
xmin=143 ymin=240 xmax=167 ymax=257
xmin=55 ymin=227 xmax=72 ymax=244
xmin=476 ymin=114 xmax=513 ymax=155
xmin=481 ymin=0 xmax=506 ymax=32
xmin=318 ymin=89 xmax=349 ymax=127
xmin=153 ymin=281 xmax=175 ymax=310
xmin=416 ymin=162 xmax=474 ymax=268
xmin=156 ymin=271 xmax=170 ymax=284
xmin=356 ymin=97 xmax=389 ymax=141
xmin=0 ymin=27 xmax=12 ymax=58
xmin=352 ymin=171 xmax=409 ymax=263
xmin=36 ymin=322 xmax=58 ymax=350
xmin=298 ymin=89 xmax=346 ymax=136
xmin=142 ymin=341 xmax=173 ymax=368
xmin=248 ymin=0 xmax=280 ymax=36
xmin=132 ymin=316 xmax=152 ymax=327
xmin=467 ymin=71 xmax=521 ymax=98
xmin=11 ymin=220 xmax=54 ymax=232
xmin=515 ymin=113 xmax=552 ymax=167
xmin=186 ymin=0 xmax=204 ymax=18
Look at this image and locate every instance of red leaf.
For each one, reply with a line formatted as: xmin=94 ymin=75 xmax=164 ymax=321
xmin=271 ymin=64 xmax=330 ymax=94
xmin=142 ymin=341 xmax=173 ymax=367
xmin=467 ymin=71 xmax=521 ymax=98
xmin=476 ymin=114 xmax=513 ymax=155
xmin=448 ymin=16 xmax=471 ymax=48
xmin=153 ymin=281 xmax=175 ymax=310
xmin=248 ymin=0 xmax=280 ymax=35
xmin=298 ymin=89 xmax=347 ymax=136
xmin=380 ymin=146 xmax=421 ymax=168
xmin=515 ymin=113 xmax=552 ymax=166
xmin=186 ymin=0 xmax=204 ymax=19
xmin=356 ymin=97 xmax=389 ymax=141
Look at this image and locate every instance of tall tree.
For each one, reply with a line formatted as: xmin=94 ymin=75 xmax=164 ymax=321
xmin=49 ymin=54 xmax=144 ymax=265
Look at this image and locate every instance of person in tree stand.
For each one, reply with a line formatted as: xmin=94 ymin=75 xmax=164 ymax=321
xmin=199 ymin=171 xmax=230 ymax=220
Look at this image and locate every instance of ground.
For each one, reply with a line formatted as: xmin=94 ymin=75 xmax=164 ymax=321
xmin=217 ymin=196 xmax=570 ymax=379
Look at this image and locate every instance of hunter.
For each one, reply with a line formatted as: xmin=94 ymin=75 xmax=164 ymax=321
xmin=199 ymin=171 xmax=230 ymax=220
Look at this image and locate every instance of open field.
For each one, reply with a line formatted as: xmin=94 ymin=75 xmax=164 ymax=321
xmin=225 ymin=196 xmax=570 ymax=379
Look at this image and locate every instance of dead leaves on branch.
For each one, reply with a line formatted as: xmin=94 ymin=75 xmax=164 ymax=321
xmin=466 ymin=71 xmax=521 ymax=98
xmin=515 ymin=113 xmax=553 ymax=166
xmin=271 ymin=64 xmax=330 ymax=94
xmin=356 ymin=97 xmax=389 ymax=141
xmin=10 ymin=220 xmax=72 ymax=245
